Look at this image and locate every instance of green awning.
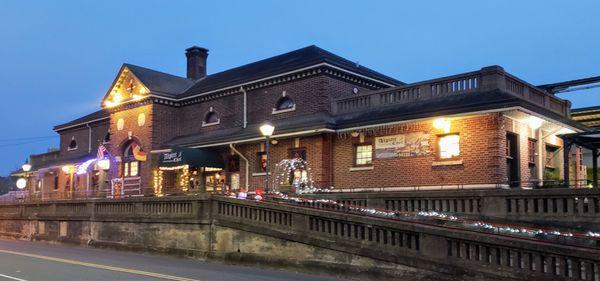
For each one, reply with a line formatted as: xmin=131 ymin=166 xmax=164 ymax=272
xmin=158 ymin=147 xmax=224 ymax=168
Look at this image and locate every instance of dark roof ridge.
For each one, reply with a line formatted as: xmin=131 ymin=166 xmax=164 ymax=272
xmin=123 ymin=63 xmax=191 ymax=82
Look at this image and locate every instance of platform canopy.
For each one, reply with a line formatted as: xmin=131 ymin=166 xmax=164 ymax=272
xmin=158 ymin=147 xmax=224 ymax=169
xmin=561 ymin=130 xmax=600 ymax=188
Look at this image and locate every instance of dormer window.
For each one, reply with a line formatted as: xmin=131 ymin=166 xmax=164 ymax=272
xmin=68 ymin=137 xmax=78 ymax=151
xmin=202 ymin=108 xmax=220 ymax=127
xmin=273 ymin=93 xmax=296 ymax=114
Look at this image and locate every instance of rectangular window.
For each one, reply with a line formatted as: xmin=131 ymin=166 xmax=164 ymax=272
xmin=129 ymin=162 xmax=139 ymax=177
xmin=439 ymin=134 xmax=460 ymax=159
xmin=53 ymin=174 xmax=59 ymax=190
xmin=288 ymin=148 xmax=307 ymax=160
xmin=545 ymin=145 xmax=558 ymax=168
xmin=354 ymin=144 xmax=373 ymax=166
xmin=544 ymin=145 xmax=559 ymax=181
xmin=257 ymin=152 xmax=267 ymax=172
xmin=123 ymin=163 xmax=130 ymax=177
xmin=528 ymin=139 xmax=537 ymax=164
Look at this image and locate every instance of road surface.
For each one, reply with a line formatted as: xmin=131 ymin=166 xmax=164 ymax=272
xmin=0 ymin=239 xmax=341 ymax=281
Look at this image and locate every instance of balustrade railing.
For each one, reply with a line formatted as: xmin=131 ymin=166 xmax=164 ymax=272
xmin=213 ymin=196 xmax=600 ymax=280
xmin=0 ymin=194 xmax=599 ymax=280
xmin=332 ymin=66 xmax=570 ymax=117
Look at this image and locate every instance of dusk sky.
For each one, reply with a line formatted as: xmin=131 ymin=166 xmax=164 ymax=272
xmin=1 ymin=0 xmax=599 ymax=175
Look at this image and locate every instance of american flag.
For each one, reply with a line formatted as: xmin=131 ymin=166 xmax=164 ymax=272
xmin=97 ymin=145 xmax=107 ymax=160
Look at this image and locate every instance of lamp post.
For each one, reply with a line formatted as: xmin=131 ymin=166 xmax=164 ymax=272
xmin=259 ymin=123 xmax=275 ymax=194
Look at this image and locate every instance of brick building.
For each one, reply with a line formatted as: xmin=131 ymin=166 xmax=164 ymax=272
xmin=15 ymin=45 xmax=588 ymax=199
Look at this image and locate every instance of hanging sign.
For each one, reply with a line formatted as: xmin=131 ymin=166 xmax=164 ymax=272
xmin=375 ymin=132 xmax=431 ymax=159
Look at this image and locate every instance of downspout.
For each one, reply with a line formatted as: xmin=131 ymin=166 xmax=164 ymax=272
xmin=86 ymin=123 xmax=92 ymax=191
xmin=229 ymin=143 xmax=249 ymax=190
xmin=86 ymin=123 xmax=92 ymax=153
xmin=240 ymin=86 xmax=248 ymax=128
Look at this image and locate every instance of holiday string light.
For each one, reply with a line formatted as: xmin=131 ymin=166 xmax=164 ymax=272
xmin=262 ymin=193 xmax=599 ymax=242
xmin=153 ymin=169 xmax=164 ymax=196
xmin=179 ymin=165 xmax=190 ymax=192
xmin=271 ymin=158 xmax=333 ymax=194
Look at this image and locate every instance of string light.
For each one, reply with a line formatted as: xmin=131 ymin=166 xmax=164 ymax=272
xmin=179 ymin=165 xmax=190 ymax=192
xmin=262 ymin=194 xmax=598 ymax=243
xmin=153 ymin=169 xmax=164 ymax=196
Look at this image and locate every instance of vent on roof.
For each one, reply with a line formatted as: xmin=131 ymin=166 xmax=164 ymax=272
xmin=186 ymin=46 xmax=209 ymax=80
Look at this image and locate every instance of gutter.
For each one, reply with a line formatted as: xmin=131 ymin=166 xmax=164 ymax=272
xmin=229 ymin=143 xmax=250 ymax=190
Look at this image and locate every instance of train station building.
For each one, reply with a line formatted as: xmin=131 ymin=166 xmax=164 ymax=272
xmin=14 ymin=45 xmax=588 ymax=199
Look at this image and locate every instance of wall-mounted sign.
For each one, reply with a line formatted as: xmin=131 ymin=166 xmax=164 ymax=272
xmin=375 ymin=132 xmax=431 ymax=159
xmin=162 ymin=151 xmax=183 ymax=164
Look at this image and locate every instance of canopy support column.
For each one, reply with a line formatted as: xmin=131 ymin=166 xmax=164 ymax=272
xmin=593 ymin=148 xmax=599 ymax=188
xmin=563 ymin=140 xmax=572 ymax=188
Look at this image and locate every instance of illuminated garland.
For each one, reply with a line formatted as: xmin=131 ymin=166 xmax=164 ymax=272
xmin=153 ymin=170 xmax=164 ymax=196
xmin=179 ymin=165 xmax=190 ymax=192
xmin=266 ymin=194 xmax=600 ymax=242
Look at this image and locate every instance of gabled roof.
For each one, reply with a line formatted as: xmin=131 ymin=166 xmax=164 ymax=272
xmin=123 ymin=64 xmax=195 ymax=97
xmin=54 ymin=109 xmax=110 ymax=131
xmin=180 ymin=45 xmax=403 ymax=98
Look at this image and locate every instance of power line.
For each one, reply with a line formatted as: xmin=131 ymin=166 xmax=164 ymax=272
xmin=0 ymin=138 xmax=56 ymax=148
xmin=0 ymin=136 xmax=57 ymax=142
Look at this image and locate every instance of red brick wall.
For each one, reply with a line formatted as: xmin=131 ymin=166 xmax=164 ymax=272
xmin=58 ymin=121 xmax=109 ymax=157
xmin=108 ymin=104 xmax=154 ymax=188
xmin=230 ymin=135 xmax=330 ymax=191
xmin=332 ymin=114 xmax=503 ymax=189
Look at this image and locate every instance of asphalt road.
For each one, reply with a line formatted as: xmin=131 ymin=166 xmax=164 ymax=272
xmin=0 ymin=239 xmax=341 ymax=281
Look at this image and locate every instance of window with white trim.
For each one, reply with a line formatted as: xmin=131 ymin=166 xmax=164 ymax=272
xmin=273 ymin=96 xmax=296 ymax=114
xmin=354 ymin=144 xmax=373 ymax=166
xmin=68 ymin=138 xmax=78 ymax=151
xmin=438 ymin=134 xmax=460 ymax=159
xmin=202 ymin=110 xmax=220 ymax=126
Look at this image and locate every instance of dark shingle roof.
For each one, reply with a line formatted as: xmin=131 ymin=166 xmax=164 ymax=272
xmin=180 ymin=45 xmax=403 ymax=98
xmin=54 ymin=109 xmax=110 ymax=131
xmin=124 ymin=64 xmax=195 ymax=97
xmin=165 ymin=90 xmax=587 ymax=148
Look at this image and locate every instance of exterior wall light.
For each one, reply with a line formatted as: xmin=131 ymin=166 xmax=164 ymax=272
xmin=97 ymin=159 xmax=111 ymax=170
xmin=62 ymin=165 xmax=75 ymax=174
xmin=556 ymin=128 xmax=575 ymax=135
xmin=433 ymin=118 xmax=451 ymax=133
xmin=525 ymin=116 xmax=544 ymax=129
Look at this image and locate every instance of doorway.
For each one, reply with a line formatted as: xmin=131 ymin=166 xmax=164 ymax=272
xmin=506 ymin=133 xmax=520 ymax=187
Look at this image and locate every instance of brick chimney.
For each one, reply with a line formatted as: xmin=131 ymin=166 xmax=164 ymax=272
xmin=185 ymin=46 xmax=209 ymax=80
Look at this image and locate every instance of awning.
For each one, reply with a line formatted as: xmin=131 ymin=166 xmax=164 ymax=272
xmin=158 ymin=147 xmax=224 ymax=168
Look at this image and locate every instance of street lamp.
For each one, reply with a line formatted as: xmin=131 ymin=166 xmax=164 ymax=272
xmin=259 ymin=123 xmax=275 ymax=194
xmin=16 ymin=178 xmax=27 ymax=190
xmin=22 ymin=159 xmax=31 ymax=172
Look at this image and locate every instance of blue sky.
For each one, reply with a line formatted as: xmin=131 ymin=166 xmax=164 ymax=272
xmin=0 ymin=0 xmax=599 ymax=175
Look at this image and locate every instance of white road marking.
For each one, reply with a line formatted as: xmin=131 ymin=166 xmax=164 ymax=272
xmin=0 ymin=249 xmax=199 ymax=281
xmin=0 ymin=273 xmax=28 ymax=281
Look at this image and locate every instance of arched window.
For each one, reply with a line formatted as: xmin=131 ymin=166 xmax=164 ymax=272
xmin=274 ymin=96 xmax=295 ymax=112
xmin=68 ymin=138 xmax=78 ymax=151
xmin=103 ymin=133 xmax=111 ymax=143
xmin=202 ymin=110 xmax=220 ymax=126
xmin=122 ymin=141 xmax=141 ymax=177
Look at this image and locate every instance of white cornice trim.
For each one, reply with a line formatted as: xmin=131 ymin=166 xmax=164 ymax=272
xmin=188 ymin=128 xmax=335 ymax=148
xmin=154 ymin=62 xmax=396 ymax=102
xmin=336 ymin=106 xmax=581 ymax=133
